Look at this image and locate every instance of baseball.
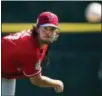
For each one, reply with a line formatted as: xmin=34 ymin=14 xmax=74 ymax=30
xmin=85 ymin=2 xmax=101 ymax=23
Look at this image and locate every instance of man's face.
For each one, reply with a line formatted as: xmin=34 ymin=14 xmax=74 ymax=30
xmin=37 ymin=26 xmax=59 ymax=44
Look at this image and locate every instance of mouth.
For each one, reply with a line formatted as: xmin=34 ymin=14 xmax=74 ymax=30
xmin=44 ymin=36 xmax=53 ymax=39
xmin=43 ymin=36 xmax=54 ymax=42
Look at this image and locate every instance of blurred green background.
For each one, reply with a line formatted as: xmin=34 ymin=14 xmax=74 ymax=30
xmin=1 ymin=1 xmax=95 ymax=22
xmin=1 ymin=1 xmax=102 ymax=96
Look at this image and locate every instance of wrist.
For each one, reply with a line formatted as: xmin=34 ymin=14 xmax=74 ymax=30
xmin=53 ymin=80 xmax=60 ymax=87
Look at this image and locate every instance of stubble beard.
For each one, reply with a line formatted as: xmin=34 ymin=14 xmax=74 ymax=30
xmin=41 ymin=39 xmax=53 ymax=45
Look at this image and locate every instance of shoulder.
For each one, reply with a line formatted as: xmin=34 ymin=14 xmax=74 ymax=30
xmin=2 ymin=29 xmax=32 ymax=40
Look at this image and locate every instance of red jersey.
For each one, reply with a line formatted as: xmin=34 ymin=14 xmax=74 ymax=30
xmin=2 ymin=29 xmax=48 ymax=79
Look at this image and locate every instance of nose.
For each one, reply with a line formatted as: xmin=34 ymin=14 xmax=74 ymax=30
xmin=47 ymin=30 xmax=54 ymax=37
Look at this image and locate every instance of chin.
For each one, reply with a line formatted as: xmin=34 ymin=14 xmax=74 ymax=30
xmin=42 ymin=40 xmax=54 ymax=45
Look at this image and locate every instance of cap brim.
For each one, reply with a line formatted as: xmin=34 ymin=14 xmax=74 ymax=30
xmin=40 ymin=24 xmax=59 ymax=29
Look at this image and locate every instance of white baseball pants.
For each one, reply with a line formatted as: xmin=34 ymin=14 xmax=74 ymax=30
xmin=2 ymin=78 xmax=16 ymax=96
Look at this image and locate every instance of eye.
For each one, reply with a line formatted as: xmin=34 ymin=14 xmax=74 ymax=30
xmin=43 ymin=27 xmax=56 ymax=31
xmin=51 ymin=28 xmax=56 ymax=31
xmin=44 ymin=27 xmax=48 ymax=30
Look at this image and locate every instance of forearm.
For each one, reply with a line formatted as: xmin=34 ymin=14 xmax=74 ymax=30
xmin=32 ymin=75 xmax=57 ymax=88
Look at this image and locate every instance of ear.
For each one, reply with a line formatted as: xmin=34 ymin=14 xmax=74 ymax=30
xmin=54 ymin=34 xmax=59 ymax=41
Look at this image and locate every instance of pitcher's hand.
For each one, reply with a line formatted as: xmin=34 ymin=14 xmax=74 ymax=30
xmin=54 ymin=80 xmax=64 ymax=93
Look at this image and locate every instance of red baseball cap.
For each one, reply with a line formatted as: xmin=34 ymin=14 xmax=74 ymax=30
xmin=36 ymin=11 xmax=59 ymax=29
